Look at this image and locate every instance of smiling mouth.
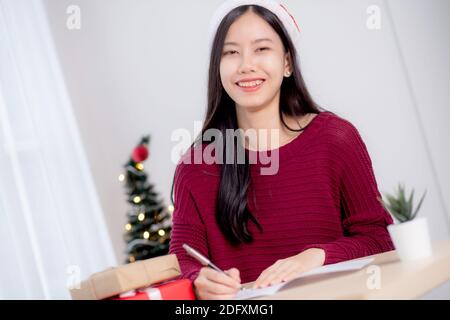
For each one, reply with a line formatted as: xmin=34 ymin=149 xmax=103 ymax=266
xmin=235 ymin=80 xmax=265 ymax=92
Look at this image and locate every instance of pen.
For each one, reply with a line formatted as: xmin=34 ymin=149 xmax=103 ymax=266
xmin=182 ymin=243 xmax=244 ymax=291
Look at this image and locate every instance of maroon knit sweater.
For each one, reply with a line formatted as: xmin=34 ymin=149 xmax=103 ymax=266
xmin=169 ymin=111 xmax=394 ymax=284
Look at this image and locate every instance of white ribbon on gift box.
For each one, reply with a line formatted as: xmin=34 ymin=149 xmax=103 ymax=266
xmin=140 ymin=287 xmax=163 ymax=300
xmin=118 ymin=287 xmax=163 ymax=300
xmin=118 ymin=290 xmax=136 ymax=298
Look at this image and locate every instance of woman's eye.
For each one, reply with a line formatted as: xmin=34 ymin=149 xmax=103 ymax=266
xmin=223 ymin=48 xmax=269 ymax=56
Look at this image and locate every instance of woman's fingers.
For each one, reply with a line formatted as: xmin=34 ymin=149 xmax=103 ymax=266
xmin=262 ymin=268 xmax=294 ymax=287
xmin=203 ymin=282 xmax=239 ymax=295
xmin=253 ymin=263 xmax=297 ymax=288
xmin=205 ymin=268 xmax=241 ymax=289
xmin=252 ymin=264 xmax=277 ymax=287
xmin=280 ymin=269 xmax=301 ymax=283
xmin=202 ymin=291 xmax=238 ymax=300
xmin=225 ymin=267 xmax=241 ymax=283
xmin=253 ymin=264 xmax=284 ymax=288
xmin=194 ymin=266 xmax=242 ymax=300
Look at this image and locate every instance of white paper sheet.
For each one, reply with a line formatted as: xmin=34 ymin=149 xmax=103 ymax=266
xmin=234 ymin=257 xmax=374 ymax=300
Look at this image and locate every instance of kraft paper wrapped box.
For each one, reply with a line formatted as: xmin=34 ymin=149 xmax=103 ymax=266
xmin=70 ymin=254 xmax=181 ymax=300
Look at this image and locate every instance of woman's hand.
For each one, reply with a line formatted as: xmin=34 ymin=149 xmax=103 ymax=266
xmin=193 ymin=267 xmax=241 ymax=300
xmin=252 ymin=248 xmax=326 ymax=289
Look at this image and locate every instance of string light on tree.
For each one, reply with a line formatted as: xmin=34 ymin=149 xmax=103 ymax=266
xmin=133 ymin=196 xmax=141 ymax=204
xmin=120 ymin=135 xmax=172 ymax=263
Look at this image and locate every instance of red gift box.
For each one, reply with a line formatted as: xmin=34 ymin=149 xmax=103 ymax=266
xmin=110 ymin=279 xmax=196 ymax=300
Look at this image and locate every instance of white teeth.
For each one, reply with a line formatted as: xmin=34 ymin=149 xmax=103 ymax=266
xmin=237 ymin=80 xmax=264 ymax=87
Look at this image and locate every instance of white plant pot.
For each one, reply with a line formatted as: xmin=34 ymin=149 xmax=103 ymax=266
xmin=387 ymin=217 xmax=432 ymax=262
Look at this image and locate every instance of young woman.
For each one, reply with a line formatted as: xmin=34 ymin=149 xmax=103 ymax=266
xmin=169 ymin=0 xmax=394 ymax=300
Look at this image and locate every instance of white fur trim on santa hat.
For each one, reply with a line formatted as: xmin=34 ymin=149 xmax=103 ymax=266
xmin=208 ymin=0 xmax=301 ymax=61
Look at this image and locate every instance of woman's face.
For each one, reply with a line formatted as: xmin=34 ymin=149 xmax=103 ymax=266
xmin=219 ymin=10 xmax=292 ymax=111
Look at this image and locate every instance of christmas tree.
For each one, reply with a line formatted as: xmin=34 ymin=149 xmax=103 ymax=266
xmin=119 ymin=135 xmax=173 ymax=263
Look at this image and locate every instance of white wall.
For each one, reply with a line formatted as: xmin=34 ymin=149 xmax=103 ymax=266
xmin=43 ymin=0 xmax=449 ymax=297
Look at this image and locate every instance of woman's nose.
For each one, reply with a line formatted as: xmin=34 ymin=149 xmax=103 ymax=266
xmin=237 ymin=52 xmax=256 ymax=74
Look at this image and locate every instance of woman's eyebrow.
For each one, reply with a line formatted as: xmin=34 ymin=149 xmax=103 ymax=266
xmin=224 ymin=38 xmax=273 ymax=46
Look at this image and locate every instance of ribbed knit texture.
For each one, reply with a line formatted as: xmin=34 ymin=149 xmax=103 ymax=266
xmin=169 ymin=111 xmax=394 ymax=284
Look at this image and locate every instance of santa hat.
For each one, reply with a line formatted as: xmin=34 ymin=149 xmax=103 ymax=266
xmin=208 ymin=0 xmax=301 ymax=64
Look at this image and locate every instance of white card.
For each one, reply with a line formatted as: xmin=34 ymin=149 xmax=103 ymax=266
xmin=234 ymin=257 xmax=374 ymax=300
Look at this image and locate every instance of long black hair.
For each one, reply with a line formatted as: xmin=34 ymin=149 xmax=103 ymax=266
xmin=170 ymin=5 xmax=326 ymax=246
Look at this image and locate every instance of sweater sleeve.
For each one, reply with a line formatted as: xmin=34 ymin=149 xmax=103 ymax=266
xmin=168 ymin=160 xmax=208 ymax=282
xmin=303 ymin=119 xmax=395 ymax=264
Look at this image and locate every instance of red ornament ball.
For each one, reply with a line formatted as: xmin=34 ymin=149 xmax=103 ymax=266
xmin=132 ymin=145 xmax=149 ymax=162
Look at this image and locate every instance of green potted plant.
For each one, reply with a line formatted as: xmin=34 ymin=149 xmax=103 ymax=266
xmin=378 ymin=183 xmax=432 ymax=261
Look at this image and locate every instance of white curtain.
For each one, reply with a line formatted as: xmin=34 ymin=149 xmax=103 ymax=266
xmin=0 ymin=0 xmax=117 ymax=299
